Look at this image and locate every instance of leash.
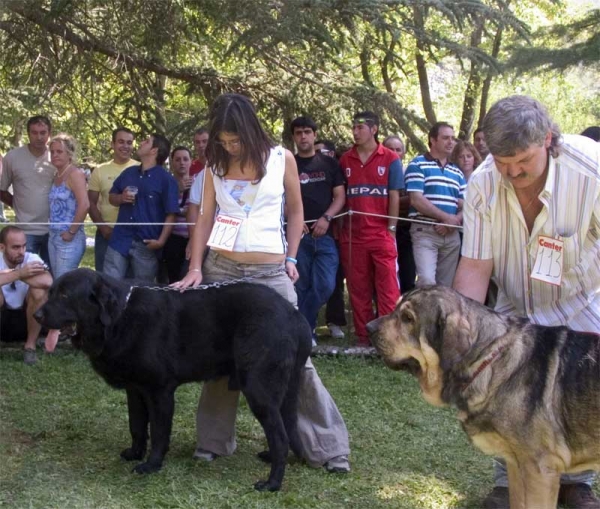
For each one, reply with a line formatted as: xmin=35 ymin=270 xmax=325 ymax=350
xmin=124 ymin=267 xmax=287 ymax=302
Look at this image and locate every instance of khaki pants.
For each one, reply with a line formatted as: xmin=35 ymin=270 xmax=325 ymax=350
xmin=410 ymin=224 xmax=461 ymax=287
xmin=196 ymin=251 xmax=350 ymax=467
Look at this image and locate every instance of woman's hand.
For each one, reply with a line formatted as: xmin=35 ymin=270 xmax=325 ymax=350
xmin=285 ymin=260 xmax=299 ymax=283
xmin=170 ymin=269 xmax=203 ymax=291
xmin=61 ymin=231 xmax=75 ymax=242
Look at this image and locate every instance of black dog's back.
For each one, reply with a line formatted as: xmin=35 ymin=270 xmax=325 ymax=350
xmin=35 ymin=269 xmax=312 ymax=491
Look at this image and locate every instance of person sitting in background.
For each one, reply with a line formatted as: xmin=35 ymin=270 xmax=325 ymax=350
xmin=163 ymin=146 xmax=194 ymax=283
xmin=450 ymin=140 xmax=482 ymax=182
xmin=0 ymin=226 xmax=59 ymax=365
xmin=47 ymin=134 xmax=89 ymax=279
xmin=88 ymin=127 xmax=137 ymax=273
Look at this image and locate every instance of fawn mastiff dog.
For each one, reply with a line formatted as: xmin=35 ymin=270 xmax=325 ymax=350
xmin=367 ymin=286 xmax=600 ymax=509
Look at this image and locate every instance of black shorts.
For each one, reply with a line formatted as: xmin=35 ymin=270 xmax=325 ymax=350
xmin=0 ymin=305 xmax=28 ymax=343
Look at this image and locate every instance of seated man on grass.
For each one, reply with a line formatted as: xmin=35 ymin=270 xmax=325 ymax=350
xmin=0 ymin=225 xmax=59 ymax=365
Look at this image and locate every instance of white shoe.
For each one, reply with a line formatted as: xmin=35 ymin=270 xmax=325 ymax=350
xmin=327 ymin=323 xmax=345 ymax=339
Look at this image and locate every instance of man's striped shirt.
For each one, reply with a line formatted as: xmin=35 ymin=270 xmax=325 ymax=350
xmin=405 ymin=153 xmax=466 ymax=221
xmin=462 ymin=134 xmax=600 ymax=332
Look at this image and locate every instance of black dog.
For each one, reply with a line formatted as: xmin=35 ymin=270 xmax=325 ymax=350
xmin=35 ymin=268 xmax=312 ymax=491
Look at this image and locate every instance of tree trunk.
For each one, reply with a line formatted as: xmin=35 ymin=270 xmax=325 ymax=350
xmin=413 ymin=5 xmax=436 ymax=126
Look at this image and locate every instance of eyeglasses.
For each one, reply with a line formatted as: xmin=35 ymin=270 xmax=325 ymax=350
xmin=215 ymin=140 xmax=241 ymax=148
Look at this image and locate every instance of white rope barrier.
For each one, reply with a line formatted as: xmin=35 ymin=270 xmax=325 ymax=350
xmin=5 ymin=210 xmax=463 ymax=229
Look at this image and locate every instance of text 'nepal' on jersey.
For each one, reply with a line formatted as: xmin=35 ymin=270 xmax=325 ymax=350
xmin=405 ymin=153 xmax=466 ymax=222
xmin=339 ymin=143 xmax=404 ymax=242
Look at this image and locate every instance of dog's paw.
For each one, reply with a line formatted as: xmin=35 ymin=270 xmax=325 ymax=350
xmin=120 ymin=447 xmax=145 ymax=461
xmin=132 ymin=462 xmax=161 ymax=474
xmin=253 ymin=479 xmax=280 ymax=492
xmin=257 ymin=450 xmax=272 ymax=463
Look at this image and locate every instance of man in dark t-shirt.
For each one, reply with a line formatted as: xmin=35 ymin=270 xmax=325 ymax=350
xmin=290 ymin=117 xmax=345 ymax=345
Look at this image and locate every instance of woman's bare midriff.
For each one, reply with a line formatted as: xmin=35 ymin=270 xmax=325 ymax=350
xmin=212 ymin=249 xmax=285 ymax=265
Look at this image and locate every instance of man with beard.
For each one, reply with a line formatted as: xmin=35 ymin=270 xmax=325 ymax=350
xmin=0 ymin=226 xmax=58 ymax=365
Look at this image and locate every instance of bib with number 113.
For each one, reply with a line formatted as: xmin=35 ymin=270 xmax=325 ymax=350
xmin=531 ymin=235 xmax=563 ymax=286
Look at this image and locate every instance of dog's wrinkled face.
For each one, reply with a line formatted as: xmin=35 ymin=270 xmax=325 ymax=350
xmin=369 ymin=286 xmax=473 ymax=406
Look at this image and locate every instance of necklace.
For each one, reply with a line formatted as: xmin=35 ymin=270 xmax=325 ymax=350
xmin=518 ymin=182 xmax=545 ymax=213
xmin=55 ymin=164 xmax=71 ymax=180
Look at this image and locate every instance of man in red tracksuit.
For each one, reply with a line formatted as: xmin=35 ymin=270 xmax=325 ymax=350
xmin=339 ymin=111 xmax=404 ymax=346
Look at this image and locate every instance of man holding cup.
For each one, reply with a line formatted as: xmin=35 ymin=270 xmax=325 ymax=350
xmin=103 ymin=134 xmax=179 ymax=282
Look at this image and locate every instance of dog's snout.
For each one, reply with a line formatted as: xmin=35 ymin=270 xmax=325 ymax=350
xmin=366 ymin=317 xmax=383 ymax=335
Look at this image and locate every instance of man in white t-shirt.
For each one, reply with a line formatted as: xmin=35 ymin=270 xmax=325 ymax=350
xmin=0 ymin=115 xmax=55 ymax=265
xmin=0 ymin=225 xmax=56 ymax=365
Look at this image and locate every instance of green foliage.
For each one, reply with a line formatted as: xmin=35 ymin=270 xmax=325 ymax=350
xmin=0 ymin=0 xmax=597 ymax=160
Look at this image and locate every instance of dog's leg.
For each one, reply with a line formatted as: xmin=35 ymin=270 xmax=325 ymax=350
xmin=280 ymin=372 xmax=303 ymax=460
xmin=120 ymin=388 xmax=148 ymax=462
xmin=244 ymin=391 xmax=289 ymax=492
xmin=132 ymin=388 xmax=175 ymax=474
xmin=506 ymin=460 xmax=560 ymax=509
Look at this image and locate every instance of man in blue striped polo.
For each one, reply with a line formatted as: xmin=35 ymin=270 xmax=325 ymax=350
xmin=405 ymin=122 xmax=466 ymax=287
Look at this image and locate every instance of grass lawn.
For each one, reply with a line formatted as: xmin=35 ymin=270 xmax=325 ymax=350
xmin=1 ymin=214 xmax=598 ymax=508
xmin=1 ymin=350 xmax=495 ymax=509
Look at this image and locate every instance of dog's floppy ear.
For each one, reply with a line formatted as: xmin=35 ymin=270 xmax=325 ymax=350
xmin=92 ymin=275 xmax=120 ymax=331
xmin=438 ymin=311 xmax=473 ymax=371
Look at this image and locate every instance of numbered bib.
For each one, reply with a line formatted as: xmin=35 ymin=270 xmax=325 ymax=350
xmin=531 ymin=235 xmax=563 ymax=286
xmin=207 ymin=214 xmax=242 ymax=251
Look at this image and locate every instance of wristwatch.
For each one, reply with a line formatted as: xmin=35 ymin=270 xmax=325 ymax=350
xmin=387 ymin=225 xmax=397 ymax=232
xmin=322 ymin=214 xmax=333 ymax=222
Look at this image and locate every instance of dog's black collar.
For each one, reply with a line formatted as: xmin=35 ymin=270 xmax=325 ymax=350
xmin=460 ymin=344 xmax=507 ymax=393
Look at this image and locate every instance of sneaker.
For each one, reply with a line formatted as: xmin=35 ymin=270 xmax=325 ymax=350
xmin=482 ymin=486 xmax=509 ymax=509
xmin=324 ymin=455 xmax=350 ymax=473
xmin=192 ymin=448 xmax=218 ymax=462
xmin=23 ymin=348 xmax=37 ymax=366
xmin=559 ymin=483 xmax=600 ymax=509
xmin=327 ymin=323 xmax=345 ymax=339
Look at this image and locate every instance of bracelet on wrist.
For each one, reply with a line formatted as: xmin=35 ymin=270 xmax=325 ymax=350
xmin=68 ymin=230 xmax=77 ymax=235
xmin=285 ymin=256 xmax=298 ymax=264
xmin=188 ymin=268 xmax=201 ymax=273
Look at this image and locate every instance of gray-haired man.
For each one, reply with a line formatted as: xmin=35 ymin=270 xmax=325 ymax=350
xmin=453 ymin=95 xmax=600 ymax=508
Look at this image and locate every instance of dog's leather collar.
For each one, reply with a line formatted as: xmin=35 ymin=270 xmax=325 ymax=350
xmin=460 ymin=344 xmax=506 ymax=393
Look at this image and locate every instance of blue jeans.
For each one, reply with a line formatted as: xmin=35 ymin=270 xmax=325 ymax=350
xmin=103 ymin=240 xmax=159 ymax=283
xmin=94 ymin=229 xmax=110 ymax=273
xmin=25 ymin=233 xmax=50 ymax=266
xmin=48 ymin=229 xmax=86 ymax=279
xmin=493 ymin=458 xmax=595 ymax=487
xmin=295 ymin=234 xmax=339 ymax=333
